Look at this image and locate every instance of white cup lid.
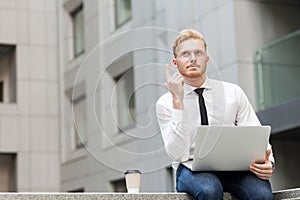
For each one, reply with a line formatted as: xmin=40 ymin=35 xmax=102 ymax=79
xmin=125 ymin=170 xmax=141 ymax=175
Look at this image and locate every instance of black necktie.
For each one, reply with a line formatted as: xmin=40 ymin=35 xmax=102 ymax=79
xmin=194 ymin=88 xmax=208 ymax=125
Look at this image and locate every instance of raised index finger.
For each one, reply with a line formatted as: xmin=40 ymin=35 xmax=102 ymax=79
xmin=166 ymin=63 xmax=171 ymax=80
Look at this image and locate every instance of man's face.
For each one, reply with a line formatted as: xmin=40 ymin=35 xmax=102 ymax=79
xmin=173 ymin=39 xmax=209 ymax=79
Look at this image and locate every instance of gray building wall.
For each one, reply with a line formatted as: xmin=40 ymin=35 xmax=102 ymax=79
xmin=59 ymin=0 xmax=174 ymax=192
xmin=0 ymin=0 xmax=60 ymax=192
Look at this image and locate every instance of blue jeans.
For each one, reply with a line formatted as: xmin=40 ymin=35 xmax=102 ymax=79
xmin=176 ymin=164 xmax=273 ymax=200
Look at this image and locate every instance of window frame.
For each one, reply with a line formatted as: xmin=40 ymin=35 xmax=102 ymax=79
xmin=72 ymin=94 xmax=87 ymax=149
xmin=114 ymin=0 xmax=132 ymax=28
xmin=113 ymin=67 xmax=136 ymax=133
xmin=0 ymin=154 xmax=17 ymax=192
xmin=0 ymin=81 xmax=3 ymax=102
xmin=71 ymin=4 xmax=84 ymax=58
xmin=65 ymin=81 xmax=87 ymax=153
xmin=0 ymin=44 xmax=17 ymax=104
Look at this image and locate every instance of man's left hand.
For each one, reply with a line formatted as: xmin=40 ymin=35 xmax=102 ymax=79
xmin=250 ymin=149 xmax=273 ymax=180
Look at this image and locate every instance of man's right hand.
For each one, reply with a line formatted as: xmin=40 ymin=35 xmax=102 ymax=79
xmin=165 ymin=63 xmax=185 ymax=110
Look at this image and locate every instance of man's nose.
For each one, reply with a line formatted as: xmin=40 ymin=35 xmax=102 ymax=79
xmin=190 ymin=52 xmax=196 ymax=61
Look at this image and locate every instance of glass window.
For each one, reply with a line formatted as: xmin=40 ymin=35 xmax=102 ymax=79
xmin=0 ymin=81 xmax=3 ymax=102
xmin=255 ymin=30 xmax=300 ymax=110
xmin=0 ymin=154 xmax=16 ymax=192
xmin=0 ymin=45 xmax=16 ymax=103
xmin=71 ymin=5 xmax=84 ymax=57
xmin=73 ymin=95 xmax=87 ymax=149
xmin=115 ymin=0 xmax=132 ymax=27
xmin=106 ymin=53 xmax=135 ymax=135
xmin=114 ymin=67 xmax=136 ymax=131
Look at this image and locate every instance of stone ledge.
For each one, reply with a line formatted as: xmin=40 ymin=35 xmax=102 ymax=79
xmin=273 ymin=188 xmax=300 ymax=200
xmin=0 ymin=193 xmax=192 ymax=200
xmin=0 ymin=189 xmax=298 ymax=200
xmin=0 ymin=193 xmax=230 ymax=200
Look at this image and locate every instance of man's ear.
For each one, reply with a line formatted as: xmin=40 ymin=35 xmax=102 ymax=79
xmin=172 ymin=58 xmax=178 ymax=68
xmin=206 ymin=55 xmax=209 ymax=65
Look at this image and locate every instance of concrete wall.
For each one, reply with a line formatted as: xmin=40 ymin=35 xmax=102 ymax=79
xmin=0 ymin=0 xmax=60 ymax=192
xmin=60 ymin=0 xmax=173 ymax=192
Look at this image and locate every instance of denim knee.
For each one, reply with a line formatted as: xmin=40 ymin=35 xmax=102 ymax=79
xmin=176 ymin=164 xmax=223 ymax=200
xmin=250 ymin=185 xmax=273 ymax=200
xmin=195 ymin=185 xmax=223 ymax=200
xmin=223 ymin=172 xmax=274 ymax=200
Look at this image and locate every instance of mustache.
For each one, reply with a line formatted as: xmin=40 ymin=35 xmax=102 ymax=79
xmin=186 ymin=65 xmax=200 ymax=68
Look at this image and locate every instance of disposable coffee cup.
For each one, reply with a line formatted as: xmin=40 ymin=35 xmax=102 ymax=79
xmin=124 ymin=170 xmax=141 ymax=193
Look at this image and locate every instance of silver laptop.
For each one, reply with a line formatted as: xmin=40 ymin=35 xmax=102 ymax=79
xmin=191 ymin=126 xmax=271 ymax=171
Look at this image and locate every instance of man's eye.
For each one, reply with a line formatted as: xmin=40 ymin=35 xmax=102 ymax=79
xmin=182 ymin=52 xmax=190 ymax=56
xmin=195 ymin=51 xmax=202 ymax=56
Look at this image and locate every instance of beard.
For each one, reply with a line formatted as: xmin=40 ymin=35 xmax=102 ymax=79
xmin=178 ymin=66 xmax=206 ymax=78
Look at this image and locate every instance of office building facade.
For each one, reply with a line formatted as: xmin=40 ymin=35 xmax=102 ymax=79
xmin=0 ymin=0 xmax=299 ymax=192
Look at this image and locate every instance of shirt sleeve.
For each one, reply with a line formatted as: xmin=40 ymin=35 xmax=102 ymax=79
xmin=236 ymin=86 xmax=275 ymax=163
xmin=235 ymin=86 xmax=261 ymax=126
xmin=156 ymin=98 xmax=192 ymax=162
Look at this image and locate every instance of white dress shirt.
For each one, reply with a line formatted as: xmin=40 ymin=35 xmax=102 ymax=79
xmin=156 ymin=78 xmax=274 ymax=169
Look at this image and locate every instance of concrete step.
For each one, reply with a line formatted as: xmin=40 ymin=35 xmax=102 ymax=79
xmin=0 ymin=189 xmax=298 ymax=200
xmin=273 ymin=188 xmax=300 ymax=200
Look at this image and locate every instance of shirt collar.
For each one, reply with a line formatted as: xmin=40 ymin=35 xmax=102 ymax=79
xmin=184 ymin=77 xmax=212 ymax=95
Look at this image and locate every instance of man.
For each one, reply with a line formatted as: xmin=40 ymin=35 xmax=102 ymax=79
xmin=156 ymin=29 xmax=274 ymax=200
